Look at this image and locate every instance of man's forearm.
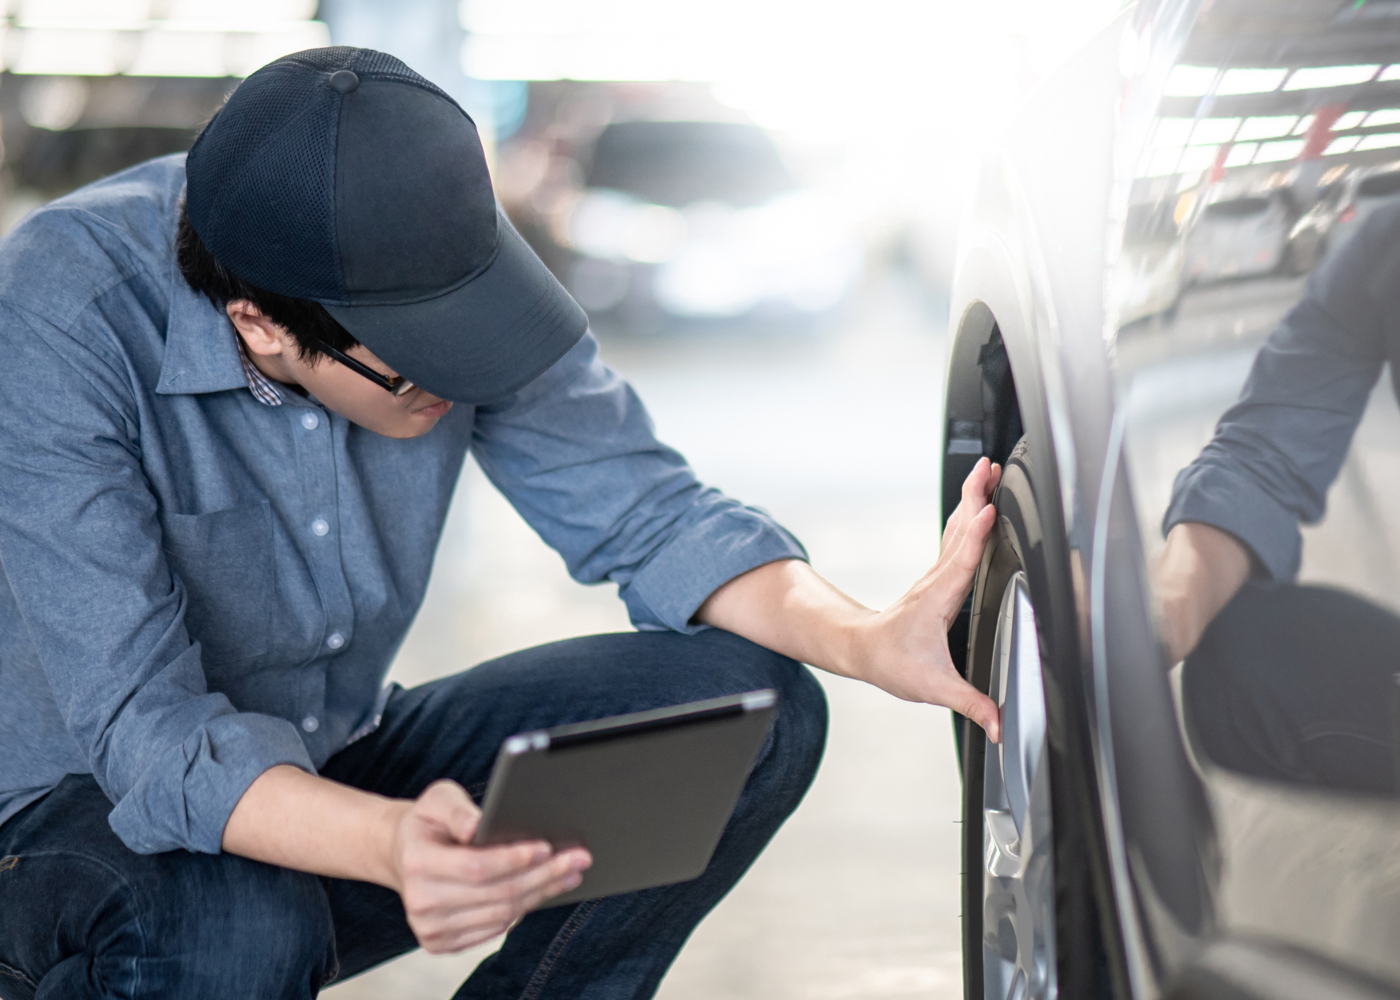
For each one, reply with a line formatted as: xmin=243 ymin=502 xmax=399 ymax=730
xmin=222 ymin=764 xmax=410 ymax=889
xmin=1157 ymin=521 xmax=1252 ymax=662
xmin=694 ymin=559 xmax=875 ymax=680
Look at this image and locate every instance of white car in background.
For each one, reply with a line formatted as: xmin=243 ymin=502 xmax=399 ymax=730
xmin=558 ymin=120 xmax=863 ymax=332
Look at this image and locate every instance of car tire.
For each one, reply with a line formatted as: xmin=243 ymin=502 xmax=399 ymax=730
xmin=960 ymin=437 xmax=1111 ymax=1000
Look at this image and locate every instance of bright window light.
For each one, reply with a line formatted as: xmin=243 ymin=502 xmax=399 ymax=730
xmin=1224 ymin=142 xmax=1257 ymax=167
xmin=224 ymin=21 xmax=330 ymax=77
xmin=1291 ymin=115 xmax=1315 ymax=135
xmin=1380 ymin=65 xmax=1400 ymax=82
xmin=1284 ymin=65 xmax=1380 ymax=90
xmin=1253 ymin=139 xmax=1304 ymax=163
xmin=463 ymin=33 xmax=715 ymax=81
xmin=17 ymin=0 xmax=147 ymax=27
xmin=1152 ymin=117 xmax=1194 ymax=147
xmin=1236 ymin=116 xmax=1296 ymax=141
xmin=1327 ymin=135 xmax=1361 ymax=154
xmin=1189 ymin=118 xmax=1240 ymax=144
xmin=126 ymin=28 xmax=226 ymax=77
xmin=1178 ymin=144 xmax=1220 ymax=171
xmin=1216 ymin=67 xmax=1287 ymax=95
xmin=1332 ymin=110 xmax=1367 ymax=130
xmin=1357 ymin=132 xmax=1400 ymax=151
xmin=11 ymin=28 xmax=119 ymax=74
xmin=1163 ymin=64 xmax=1217 ymax=97
xmin=1364 ymin=108 xmax=1400 ymax=128
xmin=167 ymin=0 xmax=318 ymax=21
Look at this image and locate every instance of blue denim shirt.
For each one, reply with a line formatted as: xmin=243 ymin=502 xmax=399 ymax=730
xmin=0 ymin=155 xmax=806 ymax=855
xmin=1165 ymin=201 xmax=1400 ymax=579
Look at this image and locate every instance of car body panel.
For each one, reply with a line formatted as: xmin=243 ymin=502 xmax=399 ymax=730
xmin=948 ymin=0 xmax=1400 ymax=995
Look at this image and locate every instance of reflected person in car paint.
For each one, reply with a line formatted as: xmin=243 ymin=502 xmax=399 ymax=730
xmin=1156 ymin=199 xmax=1400 ymax=795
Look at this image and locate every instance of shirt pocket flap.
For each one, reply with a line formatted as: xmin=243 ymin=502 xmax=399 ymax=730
xmin=160 ymin=501 xmax=274 ymax=667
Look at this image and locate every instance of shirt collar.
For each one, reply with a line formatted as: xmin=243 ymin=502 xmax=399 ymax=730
xmin=234 ymin=335 xmax=285 ymax=406
xmin=156 ymin=255 xmax=258 ymax=398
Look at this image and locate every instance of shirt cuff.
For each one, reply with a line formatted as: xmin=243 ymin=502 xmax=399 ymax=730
xmin=107 ymin=712 xmax=316 ymax=855
xmin=622 ymin=505 xmax=808 ymax=634
xmin=1163 ymin=462 xmax=1301 ymax=582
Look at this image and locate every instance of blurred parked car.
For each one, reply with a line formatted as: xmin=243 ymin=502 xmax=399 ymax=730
xmin=1183 ymin=188 xmax=1297 ymax=283
xmin=945 ymin=1 xmax=1400 ymax=998
xmin=544 ymin=120 xmax=862 ymax=332
xmin=1311 ymin=160 xmax=1400 ymax=261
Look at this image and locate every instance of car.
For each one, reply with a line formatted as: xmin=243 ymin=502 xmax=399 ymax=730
xmin=942 ymin=1 xmax=1400 ymax=998
xmin=1183 ymin=188 xmax=1299 ymax=283
xmin=1311 ymin=159 xmax=1400 ymax=261
xmin=541 ymin=119 xmax=863 ymax=333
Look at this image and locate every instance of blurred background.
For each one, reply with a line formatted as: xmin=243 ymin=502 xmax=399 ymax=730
xmin=0 ymin=1 xmax=1119 ymax=996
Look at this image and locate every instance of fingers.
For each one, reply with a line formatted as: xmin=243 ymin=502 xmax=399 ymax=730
xmin=961 ymin=687 xmax=1003 ymax=744
xmin=415 ymin=780 xmax=482 ymax=844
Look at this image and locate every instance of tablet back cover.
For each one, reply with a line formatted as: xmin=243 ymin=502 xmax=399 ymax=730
xmin=474 ymin=693 xmax=776 ymax=906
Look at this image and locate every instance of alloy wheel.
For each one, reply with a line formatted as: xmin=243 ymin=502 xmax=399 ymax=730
xmin=982 ymin=571 xmax=1057 ymax=1000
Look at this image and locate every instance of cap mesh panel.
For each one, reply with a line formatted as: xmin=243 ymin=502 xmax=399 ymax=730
xmin=184 ymin=47 xmax=467 ymax=301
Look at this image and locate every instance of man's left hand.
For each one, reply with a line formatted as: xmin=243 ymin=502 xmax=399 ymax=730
xmin=696 ymin=457 xmax=1003 ymax=742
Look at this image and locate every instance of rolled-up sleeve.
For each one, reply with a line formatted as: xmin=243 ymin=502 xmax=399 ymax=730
xmin=1163 ymin=209 xmax=1399 ymax=580
xmin=471 ymin=332 xmax=807 ymax=632
xmin=0 ymin=303 xmax=313 ymax=854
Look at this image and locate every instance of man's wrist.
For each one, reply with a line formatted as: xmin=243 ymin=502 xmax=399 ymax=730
xmin=831 ymin=608 xmax=882 ymax=682
xmin=370 ymin=797 xmax=415 ymax=892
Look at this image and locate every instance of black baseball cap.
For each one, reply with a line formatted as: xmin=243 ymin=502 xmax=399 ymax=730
xmin=184 ymin=47 xmax=587 ymax=404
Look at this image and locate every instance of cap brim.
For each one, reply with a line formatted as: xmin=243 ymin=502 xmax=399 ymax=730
xmin=324 ymin=209 xmax=588 ymax=404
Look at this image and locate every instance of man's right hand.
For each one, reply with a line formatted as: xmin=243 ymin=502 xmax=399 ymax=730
xmin=222 ymin=766 xmax=591 ymax=956
xmin=389 ymin=780 xmax=592 ymax=954
xmin=1155 ymin=521 xmax=1253 ymax=664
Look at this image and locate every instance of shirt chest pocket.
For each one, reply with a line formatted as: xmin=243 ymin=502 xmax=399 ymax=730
xmin=161 ymin=501 xmax=274 ymax=667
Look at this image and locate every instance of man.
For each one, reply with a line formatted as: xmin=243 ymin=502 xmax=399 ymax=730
xmin=0 ymin=48 xmax=1001 ymax=999
xmin=1157 ymin=197 xmax=1400 ymax=793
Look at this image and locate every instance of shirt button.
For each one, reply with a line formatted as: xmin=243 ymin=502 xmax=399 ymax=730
xmin=301 ymin=715 xmax=320 ymax=733
xmin=311 ymin=517 xmax=330 ymax=536
xmin=301 ymin=411 xmax=320 ymax=430
xmin=326 ymin=631 xmax=345 ymax=650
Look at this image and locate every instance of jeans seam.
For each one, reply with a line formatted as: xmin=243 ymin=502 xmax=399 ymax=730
xmin=517 ymin=900 xmax=601 ymax=1000
xmin=0 ymin=961 xmax=37 ymax=988
xmin=2 ymin=850 xmax=149 ymax=996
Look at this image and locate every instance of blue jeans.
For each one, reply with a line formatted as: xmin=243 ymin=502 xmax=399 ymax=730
xmin=0 ymin=630 xmax=827 ymax=1000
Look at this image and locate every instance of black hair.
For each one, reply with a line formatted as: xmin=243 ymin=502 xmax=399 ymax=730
xmin=175 ymin=202 xmax=359 ymax=363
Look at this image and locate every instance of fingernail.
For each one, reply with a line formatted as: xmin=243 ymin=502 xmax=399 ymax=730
xmin=533 ymin=845 xmax=551 ymax=863
xmin=563 ymin=873 xmax=583 ymax=889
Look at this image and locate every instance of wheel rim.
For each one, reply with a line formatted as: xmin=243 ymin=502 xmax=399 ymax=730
xmin=982 ymin=571 xmax=1057 ymax=1000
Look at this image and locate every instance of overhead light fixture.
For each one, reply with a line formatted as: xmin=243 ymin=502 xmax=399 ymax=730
xmin=1162 ymin=64 xmax=1217 ymax=97
xmin=1236 ymin=115 xmax=1296 ymax=140
xmin=1364 ymin=108 xmax=1400 ymax=127
xmin=1224 ymin=142 xmax=1257 ymax=166
xmin=1253 ymin=138 xmax=1304 ymax=162
xmin=1357 ymin=132 xmax=1400 ymax=150
xmin=1284 ymin=65 xmax=1380 ymax=90
xmin=1215 ymin=67 xmax=1287 ymax=94
xmin=1189 ymin=117 xmax=1240 ymax=144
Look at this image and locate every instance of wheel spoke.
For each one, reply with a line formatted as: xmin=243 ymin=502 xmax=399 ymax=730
xmin=982 ymin=572 xmax=1057 ymax=1000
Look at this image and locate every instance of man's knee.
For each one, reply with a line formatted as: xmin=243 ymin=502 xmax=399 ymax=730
xmin=181 ymin=863 xmax=335 ymax=996
xmin=108 ymin=857 xmax=335 ymax=1000
xmin=698 ymin=630 xmax=828 ymax=802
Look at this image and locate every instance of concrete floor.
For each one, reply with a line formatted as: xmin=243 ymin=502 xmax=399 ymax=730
xmin=322 ymin=274 xmax=966 ymax=1000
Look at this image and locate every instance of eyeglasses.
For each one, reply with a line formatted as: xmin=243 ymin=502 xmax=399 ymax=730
xmin=315 ymin=340 xmax=416 ymax=397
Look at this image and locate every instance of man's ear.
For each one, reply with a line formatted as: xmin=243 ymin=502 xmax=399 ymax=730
xmin=226 ymin=299 xmax=289 ymax=357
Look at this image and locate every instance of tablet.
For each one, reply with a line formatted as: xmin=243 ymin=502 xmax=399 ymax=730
xmin=472 ymin=689 xmax=778 ymax=907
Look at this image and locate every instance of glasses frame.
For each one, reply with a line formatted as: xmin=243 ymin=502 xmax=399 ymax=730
xmin=315 ymin=340 xmax=416 ymax=397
